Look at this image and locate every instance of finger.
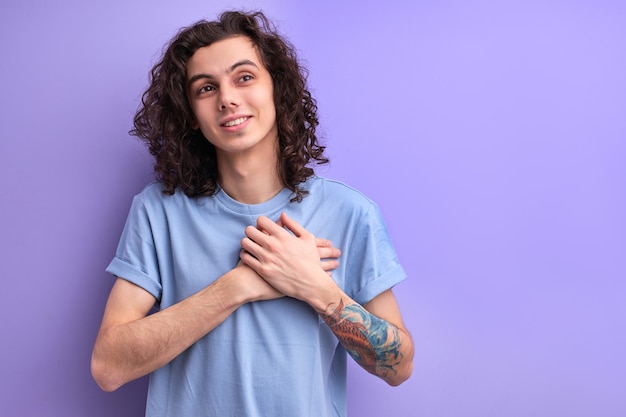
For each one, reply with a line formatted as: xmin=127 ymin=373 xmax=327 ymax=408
xmin=256 ymin=215 xmax=286 ymax=236
xmin=238 ymin=249 xmax=254 ymax=263
xmin=316 ymin=238 xmax=342 ymax=259
xmin=318 ymin=246 xmax=341 ymax=260
xmin=239 ymin=247 xmax=262 ymax=271
xmin=241 ymin=235 xmax=264 ymax=260
xmin=320 ymin=259 xmax=339 ymax=272
xmin=315 ymin=238 xmax=332 ymax=248
xmin=279 ymin=212 xmax=309 ymax=238
xmin=244 ymin=225 xmax=270 ymax=247
xmin=276 ymin=216 xmax=285 ymax=228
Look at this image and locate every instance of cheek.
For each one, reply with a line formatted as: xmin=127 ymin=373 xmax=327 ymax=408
xmin=268 ymin=102 xmax=277 ymax=125
xmin=260 ymin=91 xmax=277 ymax=125
xmin=257 ymin=80 xmax=276 ymax=118
xmin=191 ymin=102 xmax=217 ymax=131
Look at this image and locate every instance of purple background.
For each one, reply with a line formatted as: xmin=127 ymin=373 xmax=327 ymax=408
xmin=1 ymin=0 xmax=625 ymax=416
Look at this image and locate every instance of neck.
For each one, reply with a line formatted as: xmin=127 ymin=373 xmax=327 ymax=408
xmin=217 ymin=150 xmax=283 ymax=205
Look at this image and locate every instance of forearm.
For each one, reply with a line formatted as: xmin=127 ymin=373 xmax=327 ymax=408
xmin=320 ymin=295 xmax=414 ymax=386
xmin=92 ymin=271 xmax=247 ymax=391
xmin=239 ymin=213 xmax=413 ymax=383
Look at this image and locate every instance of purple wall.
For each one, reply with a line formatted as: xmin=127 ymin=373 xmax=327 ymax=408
xmin=1 ymin=1 xmax=624 ymax=416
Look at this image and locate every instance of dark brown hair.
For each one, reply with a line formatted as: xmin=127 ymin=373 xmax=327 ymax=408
xmin=131 ymin=10 xmax=328 ymax=201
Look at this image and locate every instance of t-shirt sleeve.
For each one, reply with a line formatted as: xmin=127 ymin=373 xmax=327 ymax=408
xmin=345 ymin=202 xmax=407 ymax=305
xmin=105 ymin=194 xmax=163 ymax=302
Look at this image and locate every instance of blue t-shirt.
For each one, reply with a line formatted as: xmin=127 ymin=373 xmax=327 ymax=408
xmin=106 ymin=176 xmax=406 ymax=417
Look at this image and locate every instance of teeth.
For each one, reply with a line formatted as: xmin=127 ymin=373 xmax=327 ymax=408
xmin=224 ymin=117 xmax=248 ymax=127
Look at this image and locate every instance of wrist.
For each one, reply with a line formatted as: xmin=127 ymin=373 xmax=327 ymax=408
xmin=308 ymin=278 xmax=342 ymax=315
xmin=213 ymin=267 xmax=251 ymax=307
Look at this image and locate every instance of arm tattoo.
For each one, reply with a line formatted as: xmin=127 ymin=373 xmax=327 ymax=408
xmin=322 ymin=299 xmax=402 ymax=378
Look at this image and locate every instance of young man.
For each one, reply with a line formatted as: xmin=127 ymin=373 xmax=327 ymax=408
xmin=92 ymin=10 xmax=413 ymax=417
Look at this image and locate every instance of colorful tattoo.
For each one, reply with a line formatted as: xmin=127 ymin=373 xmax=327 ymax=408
xmin=322 ymin=299 xmax=402 ymax=377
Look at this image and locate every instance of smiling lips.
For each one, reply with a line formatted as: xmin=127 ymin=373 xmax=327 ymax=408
xmin=222 ymin=116 xmax=250 ymax=127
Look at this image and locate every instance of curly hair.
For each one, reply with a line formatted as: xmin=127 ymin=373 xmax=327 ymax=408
xmin=130 ymin=10 xmax=328 ymax=202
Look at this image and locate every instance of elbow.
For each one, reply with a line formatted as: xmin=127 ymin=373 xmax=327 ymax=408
xmin=386 ymin=329 xmax=414 ymax=386
xmin=385 ymin=347 xmax=414 ymax=387
xmin=386 ymin=361 xmax=413 ymax=386
xmin=91 ymin=353 xmax=123 ymax=392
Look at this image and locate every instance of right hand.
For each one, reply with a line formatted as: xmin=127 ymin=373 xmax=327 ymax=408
xmin=234 ymin=259 xmax=284 ymax=302
xmin=275 ymin=216 xmax=342 ymax=276
xmin=236 ymin=236 xmax=341 ymax=302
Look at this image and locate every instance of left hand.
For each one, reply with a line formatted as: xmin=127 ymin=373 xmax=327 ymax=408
xmin=240 ymin=212 xmax=340 ymax=306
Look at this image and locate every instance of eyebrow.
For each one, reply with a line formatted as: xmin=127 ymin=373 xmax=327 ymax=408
xmin=187 ymin=59 xmax=259 ymax=89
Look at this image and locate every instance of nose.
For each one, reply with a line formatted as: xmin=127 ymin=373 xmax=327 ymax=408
xmin=218 ymin=84 xmax=240 ymax=111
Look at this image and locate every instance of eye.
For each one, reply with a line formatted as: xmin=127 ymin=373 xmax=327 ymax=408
xmin=238 ymin=74 xmax=253 ymax=83
xmin=198 ymin=84 xmax=215 ymax=94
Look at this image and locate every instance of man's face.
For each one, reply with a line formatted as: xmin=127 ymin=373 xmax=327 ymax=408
xmin=186 ymin=36 xmax=277 ymax=157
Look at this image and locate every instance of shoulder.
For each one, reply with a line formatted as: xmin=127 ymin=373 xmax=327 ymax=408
xmin=304 ymin=176 xmax=375 ymax=208
xmin=129 ymin=182 xmax=165 ymax=209
xmin=135 ymin=182 xmax=165 ymax=200
xmin=131 ymin=182 xmax=200 ymax=214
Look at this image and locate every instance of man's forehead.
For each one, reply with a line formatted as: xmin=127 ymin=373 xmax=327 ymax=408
xmin=189 ymin=36 xmax=262 ymax=70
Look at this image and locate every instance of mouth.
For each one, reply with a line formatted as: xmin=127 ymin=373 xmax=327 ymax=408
xmin=222 ymin=116 xmax=250 ymax=127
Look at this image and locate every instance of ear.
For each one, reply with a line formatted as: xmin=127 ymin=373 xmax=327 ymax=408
xmin=190 ymin=116 xmax=200 ymax=130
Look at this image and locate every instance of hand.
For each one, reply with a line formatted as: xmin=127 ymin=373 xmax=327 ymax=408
xmin=233 ymin=259 xmax=284 ymax=302
xmin=314 ymin=238 xmax=341 ymax=276
xmin=240 ymin=213 xmax=341 ymax=306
